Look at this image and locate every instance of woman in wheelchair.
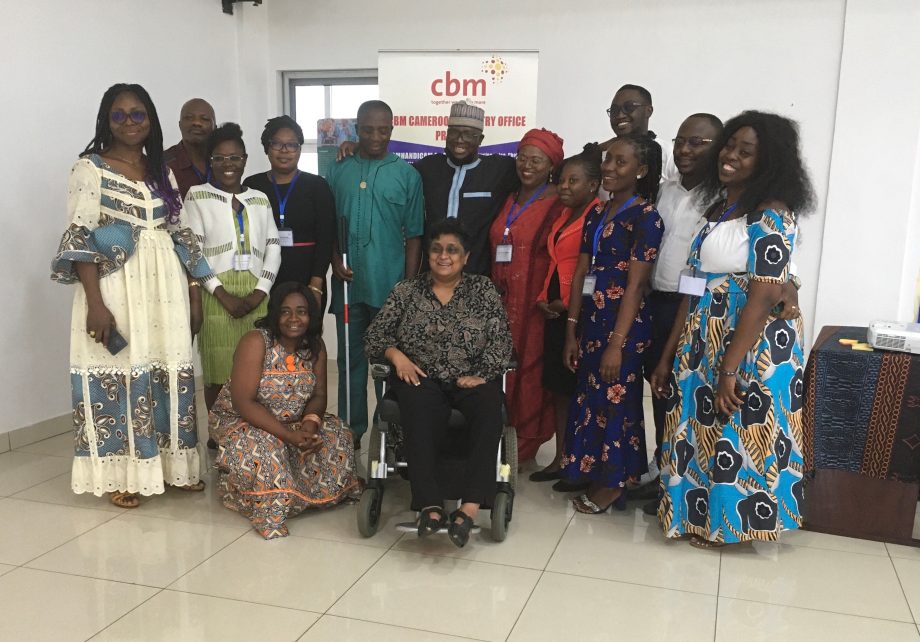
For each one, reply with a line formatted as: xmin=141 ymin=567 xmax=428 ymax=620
xmin=365 ymin=219 xmax=513 ymax=548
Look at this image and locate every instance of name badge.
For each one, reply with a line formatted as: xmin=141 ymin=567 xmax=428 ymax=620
xmin=582 ymin=273 xmax=597 ymax=295
xmin=495 ymin=244 xmax=513 ymax=263
xmin=278 ymin=228 xmax=294 ymax=247
xmin=678 ymin=269 xmax=707 ymax=296
xmin=233 ymin=253 xmax=252 ymax=271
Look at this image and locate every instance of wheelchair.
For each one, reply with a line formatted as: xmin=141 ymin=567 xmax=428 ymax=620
xmin=356 ymin=362 xmax=518 ymax=542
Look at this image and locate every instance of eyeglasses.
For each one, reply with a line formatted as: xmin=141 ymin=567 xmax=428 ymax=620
xmin=429 ymin=243 xmax=464 ymax=256
xmin=111 ymin=109 xmax=147 ymax=125
xmin=269 ymin=140 xmax=302 ymax=153
xmin=672 ymin=137 xmax=714 ymax=148
xmin=446 ymin=128 xmax=482 ymax=143
xmin=516 ymin=154 xmax=550 ymax=169
xmin=606 ymin=101 xmax=648 ymax=118
xmin=209 ymin=154 xmax=248 ymax=164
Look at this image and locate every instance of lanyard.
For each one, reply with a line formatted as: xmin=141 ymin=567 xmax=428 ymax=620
xmin=690 ymin=201 xmax=738 ymax=264
xmin=235 ymin=201 xmax=246 ymax=252
xmin=270 ymin=170 xmax=300 ymax=227
xmin=191 ymin=164 xmax=209 ymax=183
xmin=503 ymin=184 xmax=547 ymax=239
xmin=591 ymin=195 xmax=638 ymax=266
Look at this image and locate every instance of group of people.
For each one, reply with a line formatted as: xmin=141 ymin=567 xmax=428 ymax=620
xmin=53 ymin=79 xmax=812 ymax=550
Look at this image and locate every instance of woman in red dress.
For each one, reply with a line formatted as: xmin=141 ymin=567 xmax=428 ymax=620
xmin=490 ymin=128 xmax=565 ymax=462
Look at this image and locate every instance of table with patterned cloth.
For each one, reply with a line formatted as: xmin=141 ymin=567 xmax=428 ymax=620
xmin=803 ymin=325 xmax=920 ymax=545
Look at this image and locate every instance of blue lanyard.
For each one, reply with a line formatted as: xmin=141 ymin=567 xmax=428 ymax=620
xmin=591 ymin=195 xmax=638 ymax=265
xmin=191 ymin=164 xmax=210 ymax=183
xmin=503 ymin=184 xmax=548 ymax=239
xmin=689 ymin=201 xmax=738 ymax=264
xmin=270 ymin=170 xmax=300 ymax=227
xmin=235 ymin=201 xmax=246 ymax=252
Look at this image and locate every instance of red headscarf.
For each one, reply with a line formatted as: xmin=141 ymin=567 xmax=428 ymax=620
xmin=518 ymin=128 xmax=564 ymax=168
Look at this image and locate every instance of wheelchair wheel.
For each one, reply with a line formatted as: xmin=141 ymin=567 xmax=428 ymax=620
xmin=357 ymin=487 xmax=383 ymax=537
xmin=501 ymin=424 xmax=518 ymax=490
xmin=490 ymin=490 xmax=512 ymax=542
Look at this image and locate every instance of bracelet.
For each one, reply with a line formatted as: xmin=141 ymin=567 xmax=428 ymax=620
xmin=719 ymin=369 xmax=737 ymax=377
xmin=302 ymin=413 xmax=321 ymax=425
xmin=611 ymin=331 xmax=626 ymax=339
xmin=307 ymin=285 xmax=323 ymax=295
xmin=188 ymin=280 xmax=200 ymax=288
xmin=566 ymin=317 xmax=578 ymax=324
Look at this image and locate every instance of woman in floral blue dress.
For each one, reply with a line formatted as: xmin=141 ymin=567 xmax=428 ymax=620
xmin=562 ymin=134 xmax=663 ymax=513
xmin=651 ymin=111 xmax=814 ymax=548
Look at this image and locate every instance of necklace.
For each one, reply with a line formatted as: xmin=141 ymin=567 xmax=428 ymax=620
xmin=107 ymin=153 xmax=144 ymax=167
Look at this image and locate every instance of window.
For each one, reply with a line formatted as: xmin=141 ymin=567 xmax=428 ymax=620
xmin=283 ymin=70 xmax=379 ymax=175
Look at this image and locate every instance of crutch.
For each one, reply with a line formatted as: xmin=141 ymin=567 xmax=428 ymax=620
xmin=338 ymin=217 xmax=352 ymax=430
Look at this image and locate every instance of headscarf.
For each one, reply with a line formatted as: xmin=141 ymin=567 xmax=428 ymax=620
xmin=518 ymin=128 xmax=564 ymax=168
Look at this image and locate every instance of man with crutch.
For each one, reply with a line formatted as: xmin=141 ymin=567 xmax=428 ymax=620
xmin=328 ymin=100 xmax=424 ymax=450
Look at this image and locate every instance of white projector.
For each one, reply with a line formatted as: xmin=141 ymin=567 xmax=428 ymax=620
xmin=868 ymin=321 xmax=920 ymax=354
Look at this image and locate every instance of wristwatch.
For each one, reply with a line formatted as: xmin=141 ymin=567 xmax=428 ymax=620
xmin=790 ymin=275 xmax=802 ymax=291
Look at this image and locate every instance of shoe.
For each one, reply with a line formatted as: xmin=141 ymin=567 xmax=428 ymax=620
xmin=417 ymin=506 xmax=447 ymax=538
xmin=573 ymin=491 xmax=627 ymax=514
xmin=552 ymin=479 xmax=590 ymax=493
xmin=529 ymin=469 xmax=562 ymax=482
xmin=627 ymin=477 xmax=660 ymax=500
xmin=448 ymin=509 xmax=475 ymax=548
xmin=642 ymin=498 xmax=659 ymax=516
xmin=207 ymin=438 xmax=217 ymax=450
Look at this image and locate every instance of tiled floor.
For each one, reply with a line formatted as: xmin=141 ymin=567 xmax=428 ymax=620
xmin=2 ymin=383 xmax=920 ymax=641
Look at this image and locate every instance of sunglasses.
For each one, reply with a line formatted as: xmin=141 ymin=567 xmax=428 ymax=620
xmin=429 ymin=243 xmax=464 ymax=256
xmin=210 ymin=154 xmax=248 ymax=164
xmin=672 ymin=136 xmax=714 ymax=148
xmin=606 ymin=101 xmax=648 ymax=118
xmin=269 ymin=141 xmax=302 ymax=153
xmin=111 ymin=109 xmax=147 ymax=125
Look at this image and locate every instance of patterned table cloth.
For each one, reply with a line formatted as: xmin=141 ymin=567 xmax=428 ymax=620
xmin=803 ymin=326 xmax=920 ymax=481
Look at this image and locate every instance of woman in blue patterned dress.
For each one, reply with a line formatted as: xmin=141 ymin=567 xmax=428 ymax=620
xmin=561 ymin=134 xmax=663 ymax=513
xmin=51 ymin=84 xmax=212 ymax=508
xmin=651 ymin=111 xmax=814 ymax=548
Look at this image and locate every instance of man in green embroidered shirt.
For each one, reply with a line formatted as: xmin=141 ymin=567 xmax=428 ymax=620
xmin=327 ymin=100 xmax=424 ymax=448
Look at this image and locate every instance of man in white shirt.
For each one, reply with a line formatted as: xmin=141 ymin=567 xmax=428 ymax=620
xmin=632 ymin=114 xmax=722 ymax=509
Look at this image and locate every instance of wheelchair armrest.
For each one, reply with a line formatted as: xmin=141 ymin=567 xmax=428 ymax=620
xmin=370 ymin=361 xmax=391 ymax=380
xmin=506 ymin=349 xmax=519 ymax=372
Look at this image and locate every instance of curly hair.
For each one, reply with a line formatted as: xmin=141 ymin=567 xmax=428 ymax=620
xmin=206 ymin=122 xmax=246 ymax=159
xmin=610 ymin=133 xmax=662 ymax=202
xmin=255 ymin=282 xmax=323 ymax=361
xmin=698 ymin=110 xmax=815 ymax=215
xmin=81 ymin=83 xmax=181 ymax=223
xmin=260 ymin=115 xmax=304 ymax=153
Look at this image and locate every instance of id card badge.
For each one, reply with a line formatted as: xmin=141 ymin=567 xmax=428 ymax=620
xmin=678 ymin=269 xmax=707 ymax=296
xmin=582 ymin=273 xmax=597 ymax=296
xmin=495 ymin=244 xmax=513 ymax=263
xmin=278 ymin=228 xmax=294 ymax=247
xmin=233 ymin=253 xmax=252 ymax=271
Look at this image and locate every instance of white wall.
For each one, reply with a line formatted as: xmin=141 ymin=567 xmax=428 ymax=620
xmin=5 ymin=0 xmax=919 ymax=435
xmin=1 ymin=0 xmax=242 ymax=434
xmin=814 ymin=0 xmax=920 ymax=332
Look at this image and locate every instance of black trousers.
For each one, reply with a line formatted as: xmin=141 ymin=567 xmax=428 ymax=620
xmin=391 ymin=377 xmax=504 ymax=509
xmin=643 ymin=290 xmax=685 ymax=465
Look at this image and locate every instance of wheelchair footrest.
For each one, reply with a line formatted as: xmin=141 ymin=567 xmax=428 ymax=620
xmin=395 ymin=522 xmax=482 ymax=535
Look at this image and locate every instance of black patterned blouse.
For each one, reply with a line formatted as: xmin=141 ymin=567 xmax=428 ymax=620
xmin=364 ymin=273 xmax=513 ymax=383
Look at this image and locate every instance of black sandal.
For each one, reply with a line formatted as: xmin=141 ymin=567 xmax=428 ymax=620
xmin=417 ymin=506 xmax=447 ymax=538
xmin=448 ymin=509 xmax=475 ymax=549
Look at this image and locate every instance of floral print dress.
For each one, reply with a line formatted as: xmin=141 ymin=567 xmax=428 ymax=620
xmin=562 ymin=202 xmax=663 ymax=487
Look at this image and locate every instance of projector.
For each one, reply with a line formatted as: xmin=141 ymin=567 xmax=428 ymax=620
xmin=868 ymin=321 xmax=920 ymax=354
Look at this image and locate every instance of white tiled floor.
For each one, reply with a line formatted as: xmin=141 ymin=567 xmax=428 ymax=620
xmin=1 ymin=384 xmax=919 ymax=641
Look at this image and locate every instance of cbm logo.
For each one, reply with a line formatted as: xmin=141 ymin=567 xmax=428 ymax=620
xmin=430 ymin=71 xmax=487 ymax=97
